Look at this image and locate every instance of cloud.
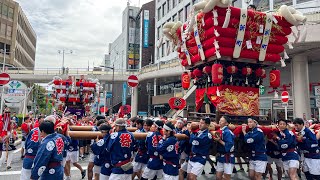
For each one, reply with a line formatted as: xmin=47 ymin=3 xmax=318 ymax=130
xmin=15 ymin=0 xmax=153 ymax=69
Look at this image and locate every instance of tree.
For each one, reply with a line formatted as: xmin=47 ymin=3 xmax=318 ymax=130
xmin=33 ymin=84 xmax=52 ymax=115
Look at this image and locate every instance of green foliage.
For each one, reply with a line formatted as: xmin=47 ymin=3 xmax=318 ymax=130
xmin=16 ymin=114 xmax=24 ymax=126
xmin=33 ymin=84 xmax=53 ymax=115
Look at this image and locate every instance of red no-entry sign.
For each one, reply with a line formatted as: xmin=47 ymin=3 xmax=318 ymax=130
xmin=0 ymin=73 xmax=10 ymax=85
xmin=127 ymin=75 xmax=139 ymax=87
xmin=281 ymin=91 xmax=289 ymax=103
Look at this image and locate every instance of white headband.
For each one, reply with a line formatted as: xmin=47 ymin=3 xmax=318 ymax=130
xmin=115 ymin=122 xmax=126 ymax=127
xmin=163 ymin=124 xmax=173 ymax=131
xmin=154 ymin=122 xmax=163 ymax=129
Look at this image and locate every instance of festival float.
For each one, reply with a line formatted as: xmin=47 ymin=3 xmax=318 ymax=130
xmin=67 ymin=1 xmax=309 ymax=143
xmin=49 ymin=76 xmax=100 ymax=117
xmin=162 ymin=0 xmax=307 ymax=123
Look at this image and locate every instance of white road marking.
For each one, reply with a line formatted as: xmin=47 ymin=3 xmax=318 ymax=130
xmin=0 ymin=166 xmax=87 ymax=175
xmin=13 ymin=148 xmax=22 ymax=154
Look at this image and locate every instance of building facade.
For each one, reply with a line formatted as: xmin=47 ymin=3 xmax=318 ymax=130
xmin=154 ymin=0 xmax=200 ymax=64
xmin=109 ymin=4 xmax=140 ymax=71
xmin=107 ymin=1 xmax=156 ymax=112
xmin=0 ymin=0 xmax=36 ymax=70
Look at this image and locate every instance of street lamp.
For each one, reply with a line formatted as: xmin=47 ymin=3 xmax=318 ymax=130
xmin=58 ymin=49 xmax=73 ymax=74
xmin=100 ymin=64 xmax=115 ymax=116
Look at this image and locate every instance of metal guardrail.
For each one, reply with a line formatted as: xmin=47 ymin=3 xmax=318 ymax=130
xmin=3 ymin=59 xmax=181 ymax=76
xmin=6 ymin=69 xmax=138 ymax=75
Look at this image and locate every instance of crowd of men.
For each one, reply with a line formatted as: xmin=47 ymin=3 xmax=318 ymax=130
xmin=1 ymin=112 xmax=320 ymax=180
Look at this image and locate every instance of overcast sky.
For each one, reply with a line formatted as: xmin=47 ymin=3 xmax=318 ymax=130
xmin=15 ymin=0 xmax=152 ymax=69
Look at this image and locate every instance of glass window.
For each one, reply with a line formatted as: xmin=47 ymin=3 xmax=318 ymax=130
xmin=2 ymin=4 xmax=8 ymax=17
xmin=157 ymin=27 xmax=161 ymax=39
xmin=130 ymin=19 xmax=135 ymax=28
xmin=157 ymin=7 xmax=161 ymax=20
xmin=178 ymin=9 xmax=183 ymax=21
xmin=162 ymin=2 xmax=166 ymax=17
xmin=8 ymin=7 xmax=13 ymax=19
xmin=297 ymin=0 xmax=313 ymax=3
xmin=157 ymin=47 xmax=160 ymax=59
xmin=173 ymin=0 xmax=177 ymax=8
xmin=253 ymin=0 xmax=270 ymax=12
xmin=185 ymin=4 xmax=190 ymax=21
xmin=167 ymin=0 xmax=171 ymax=12
xmin=161 ymin=43 xmax=165 ymax=57
xmin=173 ymin=14 xmax=177 ymax=22
xmin=6 ymin=25 xmax=11 ymax=38
xmin=0 ymin=23 xmax=6 ymax=37
xmin=129 ymin=9 xmax=133 ymax=17
xmin=273 ymin=0 xmax=292 ymax=10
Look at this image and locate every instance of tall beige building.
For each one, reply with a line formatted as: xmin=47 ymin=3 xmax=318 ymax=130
xmin=0 ymin=0 xmax=36 ymax=70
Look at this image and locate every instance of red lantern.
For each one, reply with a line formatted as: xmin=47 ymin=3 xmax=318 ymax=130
xmin=203 ymin=66 xmax=212 ymax=82
xmin=270 ymin=68 xmax=281 ymax=98
xmin=203 ymin=66 xmax=212 ymax=74
xmin=181 ymin=72 xmax=190 ymax=90
xmin=270 ymin=69 xmax=280 ymax=88
xmin=212 ymin=63 xmax=224 ymax=96
xmin=190 ymin=71 xmax=195 ymax=79
xmin=212 ymin=64 xmax=224 ymax=84
xmin=193 ymin=68 xmax=203 ymax=78
xmin=255 ymin=68 xmax=266 ymax=78
xmin=242 ymin=67 xmax=252 ymax=76
xmin=255 ymin=68 xmax=266 ymax=85
xmin=227 ymin=65 xmax=238 ymax=82
xmin=242 ymin=67 xmax=252 ymax=85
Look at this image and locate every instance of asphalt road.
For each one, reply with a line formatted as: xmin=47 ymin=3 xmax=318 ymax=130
xmin=0 ymin=144 xmax=306 ymax=180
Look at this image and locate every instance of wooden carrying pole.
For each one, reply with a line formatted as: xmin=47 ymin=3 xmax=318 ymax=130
xmin=69 ymin=126 xmax=137 ymax=132
xmin=69 ymin=131 xmax=189 ymax=140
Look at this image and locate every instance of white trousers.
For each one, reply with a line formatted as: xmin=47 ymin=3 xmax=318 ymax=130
xmin=0 ymin=151 xmax=13 ymax=167
xmin=20 ymin=168 xmax=32 ymax=180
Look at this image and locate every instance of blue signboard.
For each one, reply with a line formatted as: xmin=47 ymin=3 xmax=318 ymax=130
xmin=138 ymin=111 xmax=148 ymax=117
xmin=122 ymin=82 xmax=127 ymax=105
xmin=143 ymin=10 xmax=149 ymax=48
xmin=106 ymin=92 xmax=112 ymax=98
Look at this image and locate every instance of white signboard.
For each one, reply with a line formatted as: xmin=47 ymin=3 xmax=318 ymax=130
xmin=315 ymin=86 xmax=320 ymax=96
xmin=316 ymin=98 xmax=320 ymax=108
xmin=5 ymin=102 xmax=22 ymax=108
xmin=4 ymin=80 xmax=27 ymax=103
xmin=129 ymin=28 xmax=136 ymax=44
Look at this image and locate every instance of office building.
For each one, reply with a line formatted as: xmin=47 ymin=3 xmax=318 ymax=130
xmin=109 ymin=4 xmax=140 ymax=70
xmin=0 ymin=0 xmax=36 ymax=70
xmin=108 ymin=1 xmax=156 ymax=111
